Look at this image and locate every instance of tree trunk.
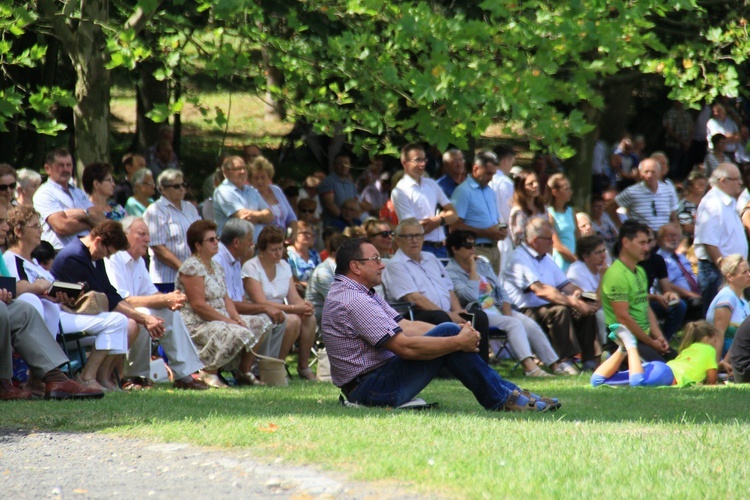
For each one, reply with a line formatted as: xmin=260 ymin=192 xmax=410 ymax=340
xmin=566 ymin=102 xmax=600 ymax=211
xmin=51 ymin=0 xmax=111 ymax=178
xmin=262 ymin=47 xmax=284 ymax=121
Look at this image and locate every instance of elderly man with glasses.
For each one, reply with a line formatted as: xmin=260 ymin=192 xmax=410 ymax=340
xmin=503 ymin=218 xmax=601 ymax=372
xmin=695 ymin=162 xmax=747 ymax=312
xmin=212 ymin=155 xmax=273 ymax=241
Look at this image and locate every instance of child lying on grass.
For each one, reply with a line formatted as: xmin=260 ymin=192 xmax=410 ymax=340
xmin=591 ymin=321 xmax=718 ymax=387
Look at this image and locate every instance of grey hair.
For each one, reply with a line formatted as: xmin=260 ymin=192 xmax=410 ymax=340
xmin=395 ymin=217 xmax=423 ymax=236
xmin=525 ymin=217 xmax=552 ymax=241
xmin=16 ymin=168 xmax=41 ymax=190
xmin=474 ymin=150 xmax=499 ymax=167
xmin=220 ymin=218 xmax=254 ymax=246
xmin=638 ymin=158 xmax=660 ymax=174
xmin=121 ymin=216 xmax=144 ymax=234
xmin=709 ymin=163 xmax=739 ymax=188
xmin=157 ymin=168 xmax=183 ymax=189
xmin=132 ymin=168 xmax=152 ymax=186
xmin=442 ymin=148 xmax=463 ymax=163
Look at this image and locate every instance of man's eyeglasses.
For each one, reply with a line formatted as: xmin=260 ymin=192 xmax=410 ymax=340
xmin=163 ymin=182 xmax=189 ymax=189
xmin=0 ymin=182 xmax=17 ymax=191
xmin=353 ymin=255 xmax=382 ymax=263
xmin=408 ymin=157 xmax=427 ymax=164
xmin=369 ymin=230 xmax=394 ymax=238
xmin=398 ymin=233 xmax=424 ymax=240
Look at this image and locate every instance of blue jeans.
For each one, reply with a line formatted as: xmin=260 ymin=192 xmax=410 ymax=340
xmin=347 ymin=323 xmax=520 ymax=410
xmin=649 ymin=299 xmax=687 ymax=342
xmin=421 ymin=244 xmax=448 ymax=258
xmin=155 ymin=283 xmax=175 ymax=294
xmin=698 ymin=260 xmax=721 ymax=316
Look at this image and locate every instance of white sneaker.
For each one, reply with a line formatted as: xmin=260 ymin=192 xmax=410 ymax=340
xmin=553 ymin=361 xmax=580 ymax=376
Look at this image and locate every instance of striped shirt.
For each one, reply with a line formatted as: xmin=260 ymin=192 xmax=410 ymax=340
xmin=614 ymin=181 xmax=678 ymax=231
xmin=143 ymin=196 xmax=200 ymax=285
xmin=321 ymin=275 xmax=403 ymax=387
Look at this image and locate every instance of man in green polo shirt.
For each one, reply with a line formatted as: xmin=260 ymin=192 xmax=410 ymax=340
xmin=601 ymin=220 xmax=676 ymax=362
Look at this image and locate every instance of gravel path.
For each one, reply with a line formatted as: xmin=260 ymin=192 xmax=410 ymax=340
xmin=0 ymin=428 xmax=420 ymax=499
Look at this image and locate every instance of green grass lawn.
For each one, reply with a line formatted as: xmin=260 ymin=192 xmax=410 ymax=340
xmin=4 ymin=365 xmax=749 ymax=498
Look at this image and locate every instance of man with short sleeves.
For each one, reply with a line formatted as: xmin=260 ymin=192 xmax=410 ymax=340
xmin=606 ymin=158 xmax=678 ymax=232
xmin=601 ymin=220 xmax=675 ymax=363
xmin=321 ymin=237 xmax=558 ymax=412
xmin=706 ymin=103 xmax=740 ymax=154
xmin=503 ymin=218 xmax=600 ymax=370
xmin=105 ymin=217 xmax=208 ymax=390
xmin=212 ymin=155 xmax=273 ymax=239
xmin=33 ymin=148 xmax=106 ymax=250
xmin=694 ymin=163 xmax=748 ymax=312
xmin=382 ymin=219 xmax=467 ymax=326
xmin=489 ymin=145 xmax=516 ymax=275
xmin=318 ymin=152 xmax=368 ymax=226
xmin=451 ymin=151 xmax=509 ymax=275
xmin=212 ymin=218 xmax=288 ymax=360
xmin=391 ymin=143 xmax=457 ymax=258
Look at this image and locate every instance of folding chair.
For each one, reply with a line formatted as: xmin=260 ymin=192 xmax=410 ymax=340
xmin=55 ymin=321 xmax=90 ymax=376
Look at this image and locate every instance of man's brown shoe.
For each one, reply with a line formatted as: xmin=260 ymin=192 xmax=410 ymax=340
xmin=0 ymin=379 xmax=32 ymax=401
xmin=46 ymin=379 xmax=104 ymax=400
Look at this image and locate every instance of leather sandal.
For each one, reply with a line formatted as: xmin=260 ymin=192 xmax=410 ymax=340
xmin=236 ymin=371 xmax=265 ymax=386
xmin=502 ymin=390 xmax=549 ymax=412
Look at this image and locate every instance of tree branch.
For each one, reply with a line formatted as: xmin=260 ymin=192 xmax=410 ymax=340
xmin=125 ymin=1 xmax=165 ymax=35
xmin=38 ymin=0 xmax=75 ymax=48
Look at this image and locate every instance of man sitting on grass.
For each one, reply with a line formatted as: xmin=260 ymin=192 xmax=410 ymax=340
xmin=321 ymin=237 xmax=560 ymax=413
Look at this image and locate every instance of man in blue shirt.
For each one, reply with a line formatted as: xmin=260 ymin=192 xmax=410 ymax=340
xmin=450 ymin=151 xmax=509 ymax=275
xmin=436 ymin=148 xmax=466 ymax=198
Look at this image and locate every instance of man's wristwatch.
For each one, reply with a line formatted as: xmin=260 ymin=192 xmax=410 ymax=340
xmin=439 ymin=216 xmax=445 ymax=226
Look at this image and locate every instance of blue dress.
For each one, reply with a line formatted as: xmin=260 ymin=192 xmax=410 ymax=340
xmin=547 ymin=206 xmax=576 ymax=273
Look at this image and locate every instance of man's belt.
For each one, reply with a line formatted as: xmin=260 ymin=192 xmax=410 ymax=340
xmin=422 ymin=240 xmax=445 ymax=248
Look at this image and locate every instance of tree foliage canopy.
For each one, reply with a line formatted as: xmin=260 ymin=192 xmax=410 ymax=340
xmin=0 ymin=0 xmax=748 ymax=160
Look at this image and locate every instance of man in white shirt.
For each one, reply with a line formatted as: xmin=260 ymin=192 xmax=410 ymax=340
xmin=706 ymin=103 xmax=740 ymax=154
xmin=212 ymin=218 xmax=288 ymax=360
xmin=503 ymin=218 xmax=600 ymax=370
xmin=33 ymin=148 xmax=106 ymax=250
xmin=105 ymin=216 xmax=208 ymax=390
xmin=489 ymin=144 xmax=516 ymax=274
xmin=694 ymin=163 xmax=748 ymax=312
xmin=391 ymin=143 xmax=457 ymax=258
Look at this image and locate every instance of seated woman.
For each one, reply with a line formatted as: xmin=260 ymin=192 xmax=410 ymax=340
xmin=592 ymin=322 xmax=718 ymax=387
xmin=566 ymin=235 xmax=608 ymax=346
xmin=124 ymin=168 xmax=155 ymax=216
xmin=83 ymin=163 xmax=127 ymax=221
xmin=286 ymin=220 xmax=321 ymax=296
xmin=706 ymin=255 xmax=750 ymax=374
xmin=243 ymin=226 xmax=317 ymax=381
xmin=445 ymin=229 xmax=578 ymax=376
xmin=363 ymin=218 xmax=394 ymax=260
xmin=4 ymin=206 xmax=130 ymax=392
xmin=176 ymin=220 xmax=272 ymax=388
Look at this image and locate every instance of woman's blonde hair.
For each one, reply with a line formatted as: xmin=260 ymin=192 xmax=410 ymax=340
xmin=678 ymin=320 xmax=717 ymax=353
xmin=717 ymin=254 xmax=746 ymax=279
xmin=249 ymin=156 xmax=275 ymax=180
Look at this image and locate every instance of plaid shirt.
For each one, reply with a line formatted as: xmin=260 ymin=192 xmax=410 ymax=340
xmin=321 ymin=275 xmax=403 ymax=387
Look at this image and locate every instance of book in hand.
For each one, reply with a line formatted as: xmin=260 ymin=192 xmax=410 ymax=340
xmin=47 ymin=281 xmax=84 ymax=299
xmin=0 ymin=277 xmax=16 ymax=296
xmin=581 ymin=291 xmax=598 ymax=302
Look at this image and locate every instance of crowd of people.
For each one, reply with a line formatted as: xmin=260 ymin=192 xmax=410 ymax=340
xmin=3 ymin=100 xmax=750 ymax=413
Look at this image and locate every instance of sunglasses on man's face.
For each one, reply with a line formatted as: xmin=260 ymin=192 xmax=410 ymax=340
xmin=163 ymin=182 xmax=189 ymax=190
xmin=0 ymin=182 xmax=17 ymax=191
